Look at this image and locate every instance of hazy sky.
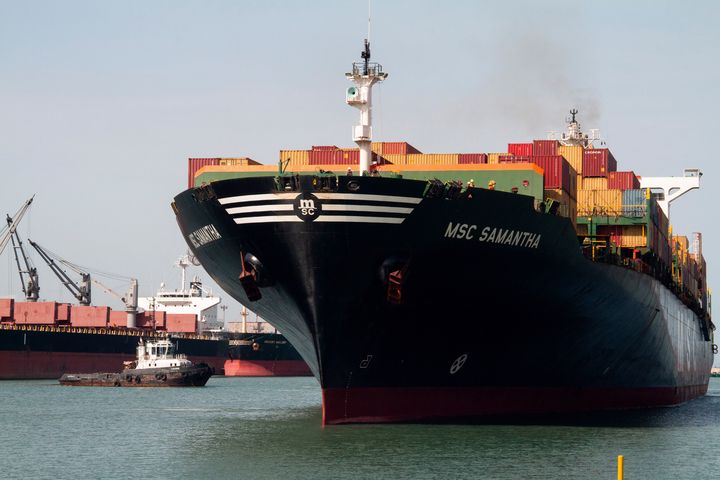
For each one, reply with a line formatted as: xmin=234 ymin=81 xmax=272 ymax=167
xmin=1 ymin=1 xmax=719 ymax=341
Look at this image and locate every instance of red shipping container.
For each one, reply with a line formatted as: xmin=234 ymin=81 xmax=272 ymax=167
xmin=608 ymin=171 xmax=640 ymax=190
xmin=533 ymin=140 xmax=559 ymax=156
xmin=70 ymin=305 xmax=109 ymax=327
xmin=508 ymin=143 xmax=533 ymax=156
xmin=457 ymin=153 xmax=487 ymax=164
xmin=188 ymin=158 xmax=221 ymax=189
xmin=137 ymin=311 xmax=166 ymax=329
xmin=0 ymin=298 xmax=14 ymax=319
xmin=530 ymin=155 xmax=573 ymax=192
xmin=582 ymin=148 xmax=617 ymax=177
xmin=56 ymin=303 xmax=71 ymax=323
xmin=381 ymin=142 xmax=420 ymax=155
xmin=166 ymin=313 xmax=197 ymax=333
xmin=13 ymin=301 xmax=57 ymax=324
xmin=498 ymin=155 xmax=532 ymax=163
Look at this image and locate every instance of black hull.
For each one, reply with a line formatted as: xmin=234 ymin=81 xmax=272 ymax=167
xmin=173 ymin=175 xmax=713 ymax=424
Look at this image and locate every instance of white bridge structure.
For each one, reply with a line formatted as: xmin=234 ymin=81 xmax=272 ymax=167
xmin=639 ymin=168 xmax=702 ymax=218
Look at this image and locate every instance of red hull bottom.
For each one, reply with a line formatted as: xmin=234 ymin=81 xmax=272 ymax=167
xmin=0 ymin=351 xmax=225 ymax=380
xmin=321 ymin=384 xmax=709 ymax=425
xmin=223 ymin=359 xmax=312 ymax=377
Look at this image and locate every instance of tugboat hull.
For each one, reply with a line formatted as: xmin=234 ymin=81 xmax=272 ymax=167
xmin=58 ymin=364 xmax=213 ymax=387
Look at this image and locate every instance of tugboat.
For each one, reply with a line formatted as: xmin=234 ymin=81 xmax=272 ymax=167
xmin=58 ymin=338 xmax=214 ymax=387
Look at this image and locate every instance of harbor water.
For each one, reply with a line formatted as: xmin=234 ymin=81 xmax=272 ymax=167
xmin=3 ymin=376 xmax=720 ymax=479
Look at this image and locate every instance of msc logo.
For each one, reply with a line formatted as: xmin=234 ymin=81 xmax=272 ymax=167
xmin=293 ymin=193 xmax=322 ymax=222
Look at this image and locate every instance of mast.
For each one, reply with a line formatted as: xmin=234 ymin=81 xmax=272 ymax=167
xmin=346 ymin=38 xmax=388 ymax=174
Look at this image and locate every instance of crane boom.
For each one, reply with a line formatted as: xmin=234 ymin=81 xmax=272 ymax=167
xmin=6 ymin=215 xmax=40 ymax=301
xmin=91 ymin=277 xmax=138 ymax=328
xmin=0 ymin=196 xmax=34 ymax=257
xmin=28 ymin=240 xmax=92 ymax=305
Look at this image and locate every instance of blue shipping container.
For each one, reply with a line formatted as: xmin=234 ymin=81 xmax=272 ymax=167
xmin=622 ymin=189 xmax=646 ymax=218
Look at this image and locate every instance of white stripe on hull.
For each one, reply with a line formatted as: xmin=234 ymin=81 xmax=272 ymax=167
xmin=226 ymin=204 xmax=295 ymax=214
xmin=219 ymin=192 xmax=422 ymax=205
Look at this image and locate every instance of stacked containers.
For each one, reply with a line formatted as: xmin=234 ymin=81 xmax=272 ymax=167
xmin=557 ymin=145 xmax=584 ymax=175
xmin=487 ymin=153 xmax=508 ymax=164
xmin=582 ymin=148 xmax=617 ymax=177
xmin=280 ymin=150 xmax=310 ymax=166
xmin=622 ymin=189 xmax=647 ymax=218
xmin=608 ymin=171 xmax=640 ymax=190
xmin=508 ymin=143 xmax=533 ymax=156
xmin=458 ymin=153 xmax=488 ymax=164
xmin=533 ymin=140 xmax=559 ymax=156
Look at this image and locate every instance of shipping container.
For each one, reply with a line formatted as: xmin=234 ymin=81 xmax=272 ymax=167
xmin=531 ymin=155 xmax=575 ymax=192
xmin=382 ymin=154 xmax=407 ymax=165
xmin=311 ymin=145 xmax=338 ymax=151
xmin=621 ymin=189 xmax=647 ymax=218
xmin=188 ymin=158 xmax=221 ymax=188
xmin=557 ymin=145 xmax=584 ymax=175
xmin=582 ymin=148 xmax=617 ymax=177
xmin=109 ymin=310 xmax=128 ymax=328
xmin=608 ymin=171 xmax=640 ymax=190
xmin=508 ymin=143 xmax=533 ymax=156
xmin=544 ymin=189 xmax=577 ymax=226
xmin=458 ymin=153 xmax=487 ymax=164
xmin=498 ymin=155 xmax=532 ymax=163
xmin=13 ymin=302 xmax=57 ymax=325
xmin=533 ymin=140 xmax=559 ymax=156
xmin=70 ymin=306 xmax=109 ymax=327
xmin=577 ymin=189 xmax=623 ymax=215
xmin=581 ymin=177 xmax=609 ymax=190
xmin=381 ymin=142 xmax=421 ymax=155
xmin=0 ymin=298 xmax=14 ymax=320
xmin=406 ymin=153 xmax=459 ymax=165
xmin=486 ymin=153 xmax=507 ymax=164
xmin=280 ymin=150 xmax=310 ymax=166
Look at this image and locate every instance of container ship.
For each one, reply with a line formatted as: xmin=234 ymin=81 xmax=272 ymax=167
xmin=171 ymin=40 xmax=714 ymax=424
xmin=0 ymin=211 xmax=228 ymax=379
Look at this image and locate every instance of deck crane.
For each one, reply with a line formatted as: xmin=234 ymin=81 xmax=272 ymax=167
xmin=6 ymin=214 xmax=40 ymax=301
xmin=0 ymin=196 xmax=34 ymax=257
xmin=91 ymin=277 xmax=139 ymax=329
xmin=28 ymin=240 xmax=92 ymax=306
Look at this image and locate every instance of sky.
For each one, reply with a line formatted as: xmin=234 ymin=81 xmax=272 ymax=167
xmin=1 ymin=1 xmax=719 ymax=340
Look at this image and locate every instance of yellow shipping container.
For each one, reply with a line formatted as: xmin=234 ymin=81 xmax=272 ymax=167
xmin=406 ymin=153 xmax=459 ymax=165
xmin=581 ymin=177 xmax=609 ymax=190
xmin=619 ymin=224 xmax=646 ymax=247
xmin=487 ymin=152 xmax=507 ymax=164
xmin=371 ymin=142 xmax=383 ymax=155
xmin=673 ymin=235 xmax=689 ymax=252
xmin=279 ymin=150 xmax=310 ymax=166
xmin=577 ymin=189 xmax=623 ymax=215
xmin=558 ymin=145 xmax=584 ymax=175
xmin=382 ymin=154 xmax=407 ymax=165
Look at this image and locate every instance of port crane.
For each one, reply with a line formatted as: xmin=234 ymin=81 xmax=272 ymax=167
xmin=28 ymin=240 xmax=92 ymax=306
xmin=6 ymin=214 xmax=40 ymax=301
xmin=91 ymin=277 xmax=139 ymax=328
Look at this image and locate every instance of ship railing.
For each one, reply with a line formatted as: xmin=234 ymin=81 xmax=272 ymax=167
xmin=349 ymin=62 xmax=384 ymax=77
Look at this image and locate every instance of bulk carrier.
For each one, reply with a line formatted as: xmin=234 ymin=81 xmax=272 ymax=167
xmin=171 ymin=40 xmax=714 ymax=424
xmin=0 ymin=208 xmax=228 ymax=379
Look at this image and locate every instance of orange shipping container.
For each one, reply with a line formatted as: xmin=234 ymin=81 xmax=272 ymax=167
xmin=109 ymin=310 xmax=128 ymax=328
xmin=14 ymin=301 xmax=58 ymax=325
xmin=279 ymin=150 xmax=310 ymax=166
